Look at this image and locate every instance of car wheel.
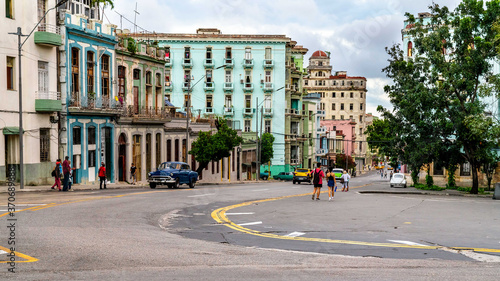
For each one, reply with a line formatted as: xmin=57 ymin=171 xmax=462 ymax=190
xmin=293 ymin=181 xmax=296 ymax=184
xmin=149 ymin=183 xmax=156 ymax=189
xmin=189 ymin=179 xmax=196 ymax=189
xmin=174 ymin=178 xmax=180 ymax=189
xmin=404 ymin=184 xmax=407 ymax=188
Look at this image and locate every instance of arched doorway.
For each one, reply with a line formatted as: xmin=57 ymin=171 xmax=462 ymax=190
xmin=118 ymin=133 xmax=127 ymax=181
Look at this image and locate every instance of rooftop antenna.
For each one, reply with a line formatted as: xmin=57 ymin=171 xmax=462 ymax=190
xmin=133 ymin=2 xmax=139 ymax=34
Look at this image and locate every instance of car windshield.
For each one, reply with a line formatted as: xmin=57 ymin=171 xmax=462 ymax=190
xmin=162 ymin=163 xmax=181 ymax=170
xmin=332 ymin=169 xmax=343 ymax=173
xmin=394 ymin=174 xmax=404 ymax=179
xmin=296 ymin=169 xmax=309 ymax=173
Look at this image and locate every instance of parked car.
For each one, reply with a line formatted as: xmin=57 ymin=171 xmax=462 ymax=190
xmin=147 ymin=162 xmax=198 ymax=189
xmin=293 ymin=168 xmax=312 ymax=184
xmin=260 ymin=172 xmax=269 ymax=180
xmin=273 ymin=172 xmax=294 ymax=181
xmin=331 ymin=168 xmax=344 ymax=180
xmin=390 ymin=173 xmax=407 ymax=188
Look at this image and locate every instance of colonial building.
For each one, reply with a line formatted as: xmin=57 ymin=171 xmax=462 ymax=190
xmin=1 ymin=0 xmax=61 ymax=185
xmin=303 ymin=50 xmax=368 ymax=171
xmin=58 ymin=1 xmax=120 ymax=184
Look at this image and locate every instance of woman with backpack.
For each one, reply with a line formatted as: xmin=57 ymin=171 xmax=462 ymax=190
xmin=311 ymin=163 xmax=325 ymax=200
xmin=51 ymin=159 xmax=63 ymax=191
xmin=326 ymin=167 xmax=336 ymax=201
xmin=340 ymin=170 xmax=351 ymax=192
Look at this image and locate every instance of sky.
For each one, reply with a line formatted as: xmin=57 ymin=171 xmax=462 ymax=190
xmin=103 ymin=0 xmax=463 ymax=116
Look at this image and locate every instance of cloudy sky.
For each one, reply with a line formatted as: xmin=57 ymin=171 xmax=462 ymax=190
xmin=103 ymin=0 xmax=462 ymax=116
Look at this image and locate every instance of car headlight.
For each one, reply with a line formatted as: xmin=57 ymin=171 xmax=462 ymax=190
xmin=170 ymin=173 xmax=174 ymax=177
xmin=148 ymin=173 xmax=152 ymax=177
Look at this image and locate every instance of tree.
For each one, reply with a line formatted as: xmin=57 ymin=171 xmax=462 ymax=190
xmin=260 ymin=133 xmax=275 ymax=164
xmin=335 ymin=154 xmax=356 ymax=170
xmin=91 ymin=0 xmax=114 ymax=9
xmin=380 ymin=0 xmax=500 ymax=193
xmin=189 ymin=118 xmax=243 ymax=175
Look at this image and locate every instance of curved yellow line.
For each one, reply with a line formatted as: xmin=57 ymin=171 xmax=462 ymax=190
xmin=211 ymin=185 xmax=500 ymax=254
xmin=0 ymin=245 xmax=38 ymax=263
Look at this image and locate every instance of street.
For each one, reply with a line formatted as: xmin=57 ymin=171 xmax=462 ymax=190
xmin=1 ymin=171 xmax=499 ymax=280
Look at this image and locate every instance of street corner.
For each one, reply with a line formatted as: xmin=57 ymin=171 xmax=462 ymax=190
xmin=0 ymin=245 xmax=38 ymax=263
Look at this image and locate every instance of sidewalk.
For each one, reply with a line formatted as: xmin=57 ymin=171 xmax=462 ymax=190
xmin=361 ymin=185 xmax=494 ymax=198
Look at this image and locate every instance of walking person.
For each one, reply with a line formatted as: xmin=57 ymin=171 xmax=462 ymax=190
xmin=98 ymin=162 xmax=107 ymax=189
xmin=51 ymin=159 xmax=63 ymax=191
xmin=326 ymin=167 xmax=336 ymax=201
xmin=62 ymin=156 xmax=71 ymax=191
xmin=311 ymin=163 xmax=325 ymax=200
xmin=130 ymin=163 xmax=137 ymax=185
xmin=67 ymin=160 xmax=75 ymax=191
xmin=341 ymin=170 xmax=351 ymax=192
xmin=380 ymin=170 xmax=383 ymax=179
xmin=390 ymin=170 xmax=393 ymax=180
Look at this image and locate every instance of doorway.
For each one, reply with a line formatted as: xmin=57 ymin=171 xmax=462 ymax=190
xmin=133 ymin=135 xmax=142 ymax=181
xmin=118 ymin=133 xmax=127 ymax=181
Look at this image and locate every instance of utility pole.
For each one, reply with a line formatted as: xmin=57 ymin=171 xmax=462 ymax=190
xmin=256 ymin=97 xmax=259 ymax=181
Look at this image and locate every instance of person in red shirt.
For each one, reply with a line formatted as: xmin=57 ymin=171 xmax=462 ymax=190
xmin=311 ymin=162 xmax=325 ymax=200
xmin=98 ymin=162 xmax=106 ymax=189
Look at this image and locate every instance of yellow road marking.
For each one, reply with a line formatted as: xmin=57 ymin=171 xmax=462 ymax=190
xmin=211 ymin=184 xmax=500 ymax=254
xmin=0 ymin=245 xmax=38 ymax=263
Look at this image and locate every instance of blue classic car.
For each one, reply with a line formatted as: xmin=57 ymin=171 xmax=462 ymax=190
xmin=147 ymin=162 xmax=198 ymax=189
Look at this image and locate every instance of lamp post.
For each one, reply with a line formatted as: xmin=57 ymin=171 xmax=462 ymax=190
xmin=8 ymin=0 xmax=68 ymax=189
xmin=184 ymin=65 xmax=226 ymax=163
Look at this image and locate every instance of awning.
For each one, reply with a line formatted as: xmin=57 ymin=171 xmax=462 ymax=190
xmin=3 ymin=127 xmax=20 ymax=135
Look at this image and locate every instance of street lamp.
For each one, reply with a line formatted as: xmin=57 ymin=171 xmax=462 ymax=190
xmin=8 ymin=0 xmax=68 ymax=189
xmin=184 ymin=65 xmax=226 ymax=163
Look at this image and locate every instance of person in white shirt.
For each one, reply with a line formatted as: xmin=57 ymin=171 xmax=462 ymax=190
xmin=341 ymin=170 xmax=351 ymax=192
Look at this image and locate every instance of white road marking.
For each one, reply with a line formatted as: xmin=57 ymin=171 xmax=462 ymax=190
xmin=238 ymin=221 xmax=263 ymax=226
xmin=16 ymin=204 xmax=46 ymax=206
xmin=0 ymin=210 xmax=8 ymax=212
xmin=225 ymin=212 xmax=255 ymax=215
xmin=193 ymin=213 xmax=205 ymax=216
xmin=252 ymin=189 xmax=269 ymax=192
xmin=286 ymin=232 xmax=306 ymax=237
xmin=387 ymin=240 xmax=427 ymax=246
xmin=459 ymin=251 xmax=500 ymax=263
xmin=0 ymin=250 xmax=7 ymax=255
xmin=187 ymin=193 xmax=216 ymax=198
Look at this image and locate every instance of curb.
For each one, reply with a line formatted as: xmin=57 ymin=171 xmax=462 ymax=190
xmin=359 ymin=190 xmax=493 ymax=198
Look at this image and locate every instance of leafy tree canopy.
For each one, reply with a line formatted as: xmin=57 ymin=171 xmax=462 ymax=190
xmin=260 ymin=133 xmax=275 ymax=164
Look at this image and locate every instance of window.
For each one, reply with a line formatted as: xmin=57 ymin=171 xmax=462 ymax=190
xmin=133 ymin=69 xmax=140 ymax=80
xmin=118 ymin=66 xmax=125 ymax=98
xmin=265 ymin=70 xmax=271 ymax=83
xmin=6 ymin=57 xmax=15 ymax=90
xmin=225 ymin=47 xmax=232 ymax=59
xmin=225 ymin=70 xmax=232 ymax=83
xmin=434 ymin=164 xmax=444 ymax=176
xmin=340 ymin=103 xmax=344 ymax=110
xmin=88 ymin=150 xmax=96 ymax=168
xmin=101 ymin=55 xmax=110 ymax=97
xmin=245 ymin=95 xmax=252 ymax=108
xmin=87 ymin=51 xmax=94 ymax=94
xmin=331 ymin=103 xmax=335 ymax=110
xmin=304 ymin=80 xmax=308 ymax=86
xmin=359 ymin=128 xmax=363 ymax=135
xmin=145 ymin=71 xmax=152 ymax=85
xmin=244 ymin=120 xmax=251 ymax=132
xmin=165 ymin=70 xmax=171 ymax=84
xmin=360 ymin=103 xmax=364 ymax=110
xmin=265 ymin=47 xmax=272 ymax=60
xmin=350 ymin=92 xmax=354 ymax=98
xmin=184 ymin=94 xmax=189 ymax=108
xmin=341 ymin=92 xmax=344 ymax=98
xmin=349 ymin=103 xmax=353 ymax=111
xmin=164 ymin=47 xmax=170 ymax=61
xmin=341 ymin=81 xmax=345 ymax=86
xmin=332 ymin=92 xmax=336 ymax=98
xmin=156 ymin=73 xmax=161 ymax=87
xmin=167 ymin=139 xmax=172 ymax=162
xmin=408 ymin=41 xmax=413 ymax=57
xmin=40 ymin=129 xmax=50 ymax=162
xmin=205 ymin=70 xmax=212 ymax=83
xmin=360 ymin=81 xmax=364 ymax=86
xmin=206 ymin=95 xmax=213 ymax=109
xmin=206 ymin=47 xmax=212 ymax=63
xmin=264 ymin=96 xmax=271 ymax=109
xmin=175 ymin=139 xmax=179 ymax=162
xmin=320 ymin=103 xmax=325 ymax=110
xmin=225 ymin=95 xmax=232 ymax=108
xmin=6 ymin=0 xmax=13 ymax=19
xmin=332 ymin=115 xmax=335 ymax=120
xmin=73 ymin=126 xmax=81 ymax=145
xmin=460 ymin=162 xmax=471 ymax=177
xmin=71 ymin=48 xmax=80 ymax=95
xmin=38 ymin=61 xmax=49 ymax=95
xmin=88 ymin=126 xmax=96 ymax=145
xmin=156 ymin=133 xmax=161 ymax=168
xmin=184 ymin=47 xmax=191 ymax=62
xmin=360 ymin=92 xmax=363 ymax=98
xmin=265 ymin=120 xmax=271 ymax=133
xmin=245 ymin=47 xmax=252 ymax=59
xmin=349 ymin=115 xmax=353 ymax=120
xmin=359 ymin=115 xmax=363 ymax=123
xmin=340 ymin=115 xmax=344 ymax=120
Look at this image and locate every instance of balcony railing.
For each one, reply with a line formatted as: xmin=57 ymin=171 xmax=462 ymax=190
xmin=204 ymin=58 xmax=214 ymax=68
xmin=243 ymin=108 xmax=255 ymax=116
xmin=35 ymin=91 xmax=60 ymax=100
xmin=35 ymin=91 xmax=62 ymax=112
xmin=205 ymin=107 xmax=214 ymax=114
xmin=263 ymin=82 xmax=273 ymax=92
xmin=223 ymin=107 xmax=234 ymax=116
xmin=316 ymin=149 xmax=327 ymax=155
xmin=243 ymin=83 xmax=254 ymax=92
xmin=122 ymin=105 xmax=169 ymax=120
xmin=164 ymin=58 xmax=172 ymax=68
xmin=182 ymin=82 xmax=190 ymax=91
xmin=68 ymin=93 xmax=125 ymax=115
xmin=34 ymin=23 xmax=62 ymax=46
xmin=224 ymin=58 xmax=234 ymax=68
xmin=223 ymin=82 xmax=233 ymax=92
xmin=317 ymin=109 xmax=325 ymax=116
xmin=263 ymin=59 xmax=274 ymax=68
xmin=290 ymin=159 xmax=300 ymax=165
xmin=204 ymin=82 xmax=215 ymax=92
xmin=165 ymin=82 xmax=173 ymax=92
xmin=285 ymin=108 xmax=301 ymax=116
xmin=37 ymin=23 xmax=61 ymax=34
xmin=243 ymin=59 xmax=254 ymax=68
xmin=317 ymin=126 xmax=326 ymax=133
xmin=182 ymin=59 xmax=193 ymax=68
xmin=263 ymin=108 xmax=273 ymax=117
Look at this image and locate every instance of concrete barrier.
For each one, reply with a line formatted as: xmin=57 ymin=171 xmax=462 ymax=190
xmin=494 ymin=183 xmax=500 ymax=200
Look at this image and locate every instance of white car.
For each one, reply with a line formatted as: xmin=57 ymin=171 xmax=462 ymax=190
xmin=390 ymin=173 xmax=407 ymax=188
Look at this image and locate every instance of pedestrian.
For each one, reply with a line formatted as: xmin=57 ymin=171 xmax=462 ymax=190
xmin=311 ymin=163 xmax=325 ymax=200
xmin=68 ymin=160 xmax=75 ymax=191
xmin=384 ymin=171 xmax=388 ymax=179
xmin=51 ymin=159 xmax=63 ymax=191
xmin=380 ymin=170 xmax=383 ymax=178
xmin=340 ymin=170 xmax=351 ymax=192
xmin=98 ymin=162 xmax=107 ymax=189
xmin=326 ymin=167 xmax=336 ymax=201
xmin=62 ymin=156 xmax=71 ymax=191
xmin=390 ymin=170 xmax=393 ymax=180
xmin=130 ymin=163 xmax=137 ymax=185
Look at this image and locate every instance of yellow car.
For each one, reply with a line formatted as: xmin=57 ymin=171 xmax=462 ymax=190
xmin=293 ymin=168 xmax=312 ymax=184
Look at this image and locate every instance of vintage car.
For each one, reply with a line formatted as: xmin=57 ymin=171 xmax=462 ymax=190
xmin=293 ymin=168 xmax=312 ymax=184
xmin=147 ymin=162 xmax=198 ymax=189
xmin=390 ymin=173 xmax=407 ymax=188
xmin=273 ymin=172 xmax=294 ymax=181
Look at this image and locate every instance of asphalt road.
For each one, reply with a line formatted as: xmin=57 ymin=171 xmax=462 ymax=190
xmin=1 ymin=171 xmax=499 ymax=280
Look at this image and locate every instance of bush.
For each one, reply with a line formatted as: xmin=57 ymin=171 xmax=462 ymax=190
xmin=425 ymin=175 xmax=434 ymax=187
xmin=414 ymin=183 xmax=446 ymax=191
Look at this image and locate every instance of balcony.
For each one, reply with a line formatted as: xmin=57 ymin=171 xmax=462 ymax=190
xmin=121 ymin=106 xmax=169 ymax=123
xmin=34 ymin=24 xmax=62 ymax=47
xmin=224 ymin=58 xmax=234 ymax=68
xmin=243 ymin=83 xmax=254 ymax=93
xmin=182 ymin=59 xmax=193 ymax=69
xmin=35 ymin=91 xmax=62 ymax=112
xmin=68 ymin=93 xmax=125 ymax=116
xmin=263 ymin=82 xmax=274 ymax=92
xmin=205 ymin=107 xmax=214 ymax=114
xmin=243 ymin=108 xmax=255 ymax=116
xmin=243 ymin=59 xmax=254 ymax=68
xmin=263 ymin=59 xmax=274 ymax=68
xmin=164 ymin=58 xmax=172 ymax=68
xmin=164 ymin=82 xmax=173 ymax=92
xmin=263 ymin=108 xmax=273 ymax=117
xmin=204 ymin=82 xmax=215 ymax=92
xmin=317 ymin=109 xmax=326 ymax=117
xmin=223 ymin=107 xmax=234 ymax=116
xmin=316 ymin=149 xmax=327 ymax=156
xmin=285 ymin=108 xmax=301 ymax=117
xmin=223 ymin=82 xmax=234 ymax=92
xmin=317 ymin=126 xmax=327 ymax=134
xmin=204 ymin=58 xmax=214 ymax=69
xmin=290 ymin=159 xmax=300 ymax=165
xmin=182 ymin=82 xmax=190 ymax=92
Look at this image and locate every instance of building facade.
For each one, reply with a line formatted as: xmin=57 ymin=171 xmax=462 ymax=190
xmin=1 ymin=0 xmax=62 ymax=185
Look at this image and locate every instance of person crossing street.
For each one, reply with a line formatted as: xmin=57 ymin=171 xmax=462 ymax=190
xmin=311 ymin=163 xmax=325 ymax=200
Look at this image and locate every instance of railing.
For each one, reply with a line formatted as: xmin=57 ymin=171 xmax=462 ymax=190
xmin=35 ymin=91 xmax=60 ymax=100
xmin=223 ymin=107 xmax=234 ymax=115
xmin=204 ymin=82 xmax=215 ymax=91
xmin=182 ymin=59 xmax=192 ymax=68
xmin=263 ymin=108 xmax=273 ymax=116
xmin=223 ymin=82 xmax=233 ymax=92
xmin=316 ymin=110 xmax=325 ymax=116
xmin=205 ymin=107 xmax=214 ymax=114
xmin=317 ymin=127 xmax=326 ymax=133
xmin=165 ymin=82 xmax=173 ymax=91
xmin=263 ymin=59 xmax=274 ymax=68
xmin=243 ymin=59 xmax=254 ymax=68
xmin=224 ymin=58 xmax=234 ymax=68
xmin=316 ymin=149 xmax=327 ymax=155
xmin=244 ymin=108 xmax=255 ymax=115
xmin=285 ymin=108 xmax=300 ymax=115
xmin=68 ymin=93 xmax=125 ymax=111
xmin=243 ymin=83 xmax=254 ymax=92
xmin=264 ymin=82 xmax=273 ymax=92
xmin=37 ymin=23 xmax=61 ymax=34
xmin=122 ymin=105 xmax=169 ymax=119
xmin=290 ymin=159 xmax=300 ymax=165
xmin=164 ymin=58 xmax=172 ymax=67
xmin=204 ymin=59 xmax=214 ymax=68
